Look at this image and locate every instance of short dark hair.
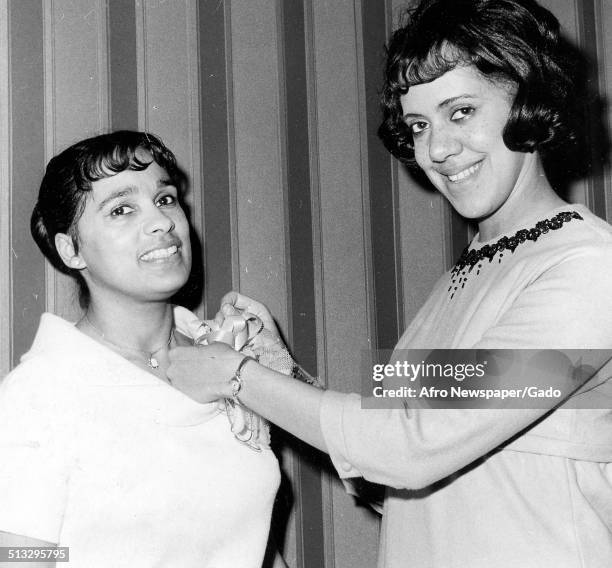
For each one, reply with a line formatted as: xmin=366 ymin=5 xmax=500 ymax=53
xmin=378 ymin=0 xmax=579 ymax=166
xmin=31 ymin=130 xmax=181 ymax=308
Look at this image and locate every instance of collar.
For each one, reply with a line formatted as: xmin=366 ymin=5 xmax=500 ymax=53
xmin=23 ymin=308 xmax=220 ymax=426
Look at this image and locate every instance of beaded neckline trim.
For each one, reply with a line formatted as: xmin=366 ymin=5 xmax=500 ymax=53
xmin=448 ymin=210 xmax=583 ymax=299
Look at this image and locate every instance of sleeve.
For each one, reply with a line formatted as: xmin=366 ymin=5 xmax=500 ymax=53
xmin=320 ymin=245 xmax=612 ymax=490
xmin=0 ymin=360 xmax=74 ymax=543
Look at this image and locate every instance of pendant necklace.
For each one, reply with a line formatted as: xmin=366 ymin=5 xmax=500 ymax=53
xmin=83 ymin=314 xmax=174 ymax=370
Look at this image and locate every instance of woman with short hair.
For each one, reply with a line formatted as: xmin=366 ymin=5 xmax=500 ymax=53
xmin=0 ymin=131 xmax=285 ymax=568
xmin=168 ymin=1 xmax=612 ymax=566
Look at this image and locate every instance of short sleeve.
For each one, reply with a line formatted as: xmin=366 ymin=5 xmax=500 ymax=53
xmin=0 ymin=360 xmax=73 ymax=543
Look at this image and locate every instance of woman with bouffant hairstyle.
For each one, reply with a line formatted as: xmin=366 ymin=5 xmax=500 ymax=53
xmin=378 ymin=0 xmax=578 ymax=166
xmin=168 ymin=1 xmax=612 ymax=566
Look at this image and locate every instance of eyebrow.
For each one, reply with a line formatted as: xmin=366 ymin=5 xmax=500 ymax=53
xmin=157 ymin=177 xmax=175 ymax=189
xmin=96 ymin=178 xmax=176 ymax=211
xmin=96 ymin=186 xmax=136 ymax=211
xmin=402 ymin=94 xmax=477 ymax=119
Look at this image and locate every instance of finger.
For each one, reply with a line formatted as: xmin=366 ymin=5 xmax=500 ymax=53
xmin=213 ymin=310 xmax=225 ymax=327
xmin=221 ymin=303 xmax=240 ymax=316
xmin=221 ymin=290 xmax=276 ymax=331
xmin=221 ymin=290 xmax=257 ymax=311
xmin=199 ymin=342 xmax=235 ymax=356
xmin=170 ymin=343 xmax=224 ymax=359
xmin=220 ymin=290 xmax=240 ymax=307
xmin=168 ymin=345 xmax=199 ymax=360
xmin=214 ymin=303 xmax=240 ymax=329
xmin=168 ymin=345 xmax=187 ymax=357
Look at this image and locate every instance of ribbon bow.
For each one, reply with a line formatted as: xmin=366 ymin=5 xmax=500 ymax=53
xmin=175 ymin=305 xmax=322 ymax=451
xmin=174 ymin=306 xmax=286 ymax=451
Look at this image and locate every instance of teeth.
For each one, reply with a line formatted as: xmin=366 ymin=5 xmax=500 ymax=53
xmin=448 ymin=162 xmax=481 ymax=182
xmin=140 ymin=245 xmax=178 ymax=261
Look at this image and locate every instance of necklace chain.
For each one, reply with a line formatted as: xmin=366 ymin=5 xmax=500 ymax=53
xmin=83 ymin=314 xmax=174 ymax=370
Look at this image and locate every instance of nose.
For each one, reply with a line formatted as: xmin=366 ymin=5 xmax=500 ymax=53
xmin=427 ymin=124 xmax=462 ymax=163
xmin=143 ymin=204 xmax=175 ymax=234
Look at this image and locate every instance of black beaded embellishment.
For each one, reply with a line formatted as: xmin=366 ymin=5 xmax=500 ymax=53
xmin=448 ymin=210 xmax=583 ymax=299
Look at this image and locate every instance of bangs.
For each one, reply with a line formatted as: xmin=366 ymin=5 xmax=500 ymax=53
xmin=398 ymin=41 xmax=469 ymax=89
xmin=79 ymin=145 xmax=154 ymax=183
xmin=72 ymin=132 xmax=179 ymax=192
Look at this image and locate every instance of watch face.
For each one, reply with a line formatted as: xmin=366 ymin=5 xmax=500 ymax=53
xmin=230 ymin=376 xmax=243 ymax=399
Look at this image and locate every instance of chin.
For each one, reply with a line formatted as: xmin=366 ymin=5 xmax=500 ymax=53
xmin=146 ymin=287 xmax=186 ymax=303
xmin=146 ymin=273 xmax=191 ymax=301
xmin=447 ymin=194 xmax=497 ymax=220
xmin=447 ymin=201 xmax=483 ymax=220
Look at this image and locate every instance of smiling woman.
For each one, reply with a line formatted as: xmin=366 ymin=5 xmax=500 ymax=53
xmin=163 ymin=1 xmax=612 ymax=567
xmin=56 ymin=155 xmax=192 ymax=306
xmin=0 ymin=132 xmax=284 ymax=568
xmin=399 ymin=65 xmax=561 ymax=238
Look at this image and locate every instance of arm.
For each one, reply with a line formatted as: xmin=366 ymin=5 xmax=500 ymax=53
xmin=167 ymin=341 xmax=326 ymax=451
xmin=168 ymin=344 xmax=609 ymax=489
xmin=322 ymin=247 xmax=612 ymax=488
xmin=168 ymin=250 xmax=612 ymax=489
xmin=0 ymin=531 xmax=56 ymax=568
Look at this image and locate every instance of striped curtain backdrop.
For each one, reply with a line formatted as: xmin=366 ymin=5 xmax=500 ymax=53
xmin=0 ymin=1 xmax=610 ymax=566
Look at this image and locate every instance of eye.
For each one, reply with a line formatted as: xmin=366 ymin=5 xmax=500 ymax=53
xmin=110 ymin=204 xmax=135 ymax=217
xmin=451 ymin=106 xmax=475 ymax=121
xmin=156 ymin=194 xmax=176 ymax=207
xmin=408 ymin=120 xmax=429 ymax=136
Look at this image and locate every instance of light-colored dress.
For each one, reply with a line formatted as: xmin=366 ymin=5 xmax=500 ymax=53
xmin=0 ymin=308 xmax=280 ymax=568
xmin=321 ymin=204 xmax=612 ymax=567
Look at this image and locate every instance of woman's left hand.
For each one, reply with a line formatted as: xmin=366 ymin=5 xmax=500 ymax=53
xmin=167 ymin=342 xmax=244 ymax=403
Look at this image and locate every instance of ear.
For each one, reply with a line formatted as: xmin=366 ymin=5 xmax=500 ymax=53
xmin=55 ymin=233 xmax=86 ymax=270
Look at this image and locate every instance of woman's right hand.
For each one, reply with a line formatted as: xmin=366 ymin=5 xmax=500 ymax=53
xmin=167 ymin=342 xmax=245 ymax=404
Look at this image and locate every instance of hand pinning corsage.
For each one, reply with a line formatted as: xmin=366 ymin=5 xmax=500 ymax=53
xmin=173 ymin=305 xmax=323 ymax=451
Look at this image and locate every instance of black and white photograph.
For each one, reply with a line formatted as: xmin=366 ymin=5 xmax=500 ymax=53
xmin=0 ymin=1 xmax=611 ymax=567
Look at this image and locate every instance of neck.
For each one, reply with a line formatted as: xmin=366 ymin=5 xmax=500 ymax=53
xmin=80 ymin=295 xmax=174 ymax=352
xmin=477 ymin=153 xmax=567 ymax=242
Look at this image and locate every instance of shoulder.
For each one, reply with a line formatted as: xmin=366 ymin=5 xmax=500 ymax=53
xmin=548 ymin=206 xmax=612 ymax=252
xmin=0 ymin=360 xmax=76 ymax=453
xmin=0 ymin=357 xmax=75 ymax=422
xmin=573 ymin=205 xmax=612 ymax=240
xmin=514 ymin=207 xmax=612 ymax=278
xmin=522 ymin=208 xmax=612 ymax=303
xmin=1 ymin=313 xmax=93 ymax=410
xmin=2 ymin=340 xmax=66 ymax=402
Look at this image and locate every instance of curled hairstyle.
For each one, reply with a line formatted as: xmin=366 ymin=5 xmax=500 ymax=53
xmin=31 ymin=130 xmax=181 ymax=308
xmin=378 ymin=0 xmax=579 ymax=166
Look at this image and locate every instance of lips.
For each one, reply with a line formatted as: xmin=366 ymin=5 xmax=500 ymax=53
xmin=446 ymin=161 xmax=483 ymax=183
xmin=139 ymin=243 xmax=180 ymax=262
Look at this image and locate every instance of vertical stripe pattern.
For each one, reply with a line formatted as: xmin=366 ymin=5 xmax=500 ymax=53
xmin=9 ymin=0 xmax=45 ymax=366
xmin=109 ymin=0 xmax=138 ymax=131
xmin=0 ymin=1 xmax=610 ymax=565
xmin=198 ymin=0 xmax=235 ymax=316
xmin=281 ymin=3 xmax=325 ymax=567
